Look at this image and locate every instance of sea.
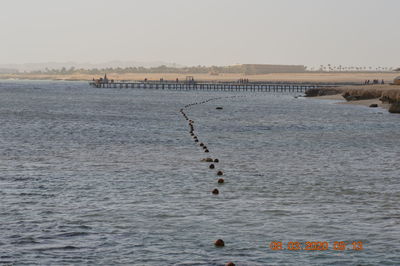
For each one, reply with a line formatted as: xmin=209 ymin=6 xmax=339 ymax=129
xmin=0 ymin=80 xmax=399 ymax=265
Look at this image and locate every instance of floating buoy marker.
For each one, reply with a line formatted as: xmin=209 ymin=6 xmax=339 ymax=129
xmin=214 ymin=239 xmax=224 ymax=247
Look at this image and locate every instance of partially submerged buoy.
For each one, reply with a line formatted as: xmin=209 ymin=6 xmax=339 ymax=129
xmin=214 ymin=239 xmax=224 ymax=247
xmin=217 ymin=171 xmax=223 ymax=176
xmin=212 ymin=188 xmax=219 ymax=195
xmin=209 ymin=164 xmax=215 ymax=169
xmin=218 ymin=178 xmax=224 ymax=184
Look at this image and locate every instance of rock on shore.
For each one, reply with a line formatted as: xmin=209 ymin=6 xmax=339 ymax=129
xmin=304 ymin=87 xmax=343 ymax=97
xmin=388 ymin=102 xmax=400 ymax=113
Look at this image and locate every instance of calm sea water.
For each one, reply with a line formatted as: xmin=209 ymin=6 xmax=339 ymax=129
xmin=0 ymin=81 xmax=399 ymax=265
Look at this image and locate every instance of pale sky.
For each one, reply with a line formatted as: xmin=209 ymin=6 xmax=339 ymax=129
xmin=0 ymin=0 xmax=399 ymax=67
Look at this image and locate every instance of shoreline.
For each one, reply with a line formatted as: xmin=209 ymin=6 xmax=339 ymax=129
xmin=306 ymin=84 xmax=400 ymax=113
xmin=313 ymin=94 xmax=390 ymax=110
xmin=0 ymin=72 xmax=398 ymax=83
xmin=2 ymin=74 xmax=400 ymax=113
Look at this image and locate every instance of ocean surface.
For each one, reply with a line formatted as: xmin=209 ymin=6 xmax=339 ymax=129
xmin=0 ymin=81 xmax=399 ymax=265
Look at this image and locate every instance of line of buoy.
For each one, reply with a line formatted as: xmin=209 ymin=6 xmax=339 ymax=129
xmin=180 ymin=95 xmax=244 ymax=266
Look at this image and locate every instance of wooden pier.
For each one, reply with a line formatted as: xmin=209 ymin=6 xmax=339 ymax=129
xmin=89 ymin=80 xmax=344 ymax=93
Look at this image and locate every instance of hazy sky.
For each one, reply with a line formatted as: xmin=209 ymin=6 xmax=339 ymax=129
xmin=1 ymin=0 xmax=399 ymax=67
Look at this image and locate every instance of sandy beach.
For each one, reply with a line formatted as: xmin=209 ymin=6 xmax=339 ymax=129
xmin=0 ymin=72 xmax=398 ymax=83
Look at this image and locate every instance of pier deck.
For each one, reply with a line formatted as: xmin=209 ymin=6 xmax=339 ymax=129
xmin=89 ymin=80 xmax=347 ymax=92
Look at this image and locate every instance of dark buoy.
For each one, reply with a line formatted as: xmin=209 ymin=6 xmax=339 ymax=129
xmin=194 ymin=139 xmax=199 ymax=142
xmin=204 ymin=149 xmax=209 ymax=153
xmin=214 ymin=239 xmax=224 ymax=247
xmin=209 ymin=164 xmax=215 ymax=169
xmin=200 ymin=143 xmax=204 ymax=147
xmin=218 ymin=178 xmax=224 ymax=184
xmin=217 ymin=171 xmax=223 ymax=176
xmin=214 ymin=158 xmax=219 ymax=163
xmin=212 ymin=188 xmax=219 ymax=195
xmin=226 ymin=262 xmax=235 ymax=266
xmin=202 ymin=158 xmax=213 ymax=162
xmin=216 ymin=107 xmax=223 ymax=110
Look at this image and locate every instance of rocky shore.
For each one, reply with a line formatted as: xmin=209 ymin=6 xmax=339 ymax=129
xmin=305 ymin=85 xmax=400 ymax=113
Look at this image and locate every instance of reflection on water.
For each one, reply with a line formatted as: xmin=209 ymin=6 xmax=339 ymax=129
xmin=0 ymin=81 xmax=399 ymax=265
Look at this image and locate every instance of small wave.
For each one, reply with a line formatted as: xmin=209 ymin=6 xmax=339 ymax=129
xmin=11 ymin=237 xmax=39 ymax=245
xmin=56 ymin=232 xmax=90 ymax=238
xmin=34 ymin=245 xmax=79 ymax=251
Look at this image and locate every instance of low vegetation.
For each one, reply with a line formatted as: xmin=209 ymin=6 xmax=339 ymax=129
xmin=27 ymin=65 xmax=304 ymax=75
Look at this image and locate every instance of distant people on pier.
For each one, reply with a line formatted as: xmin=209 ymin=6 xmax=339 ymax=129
xmin=238 ymin=78 xmax=249 ymax=83
xmin=144 ymin=78 xmax=147 ymax=82
xmin=364 ymin=79 xmax=385 ymax=85
xmin=185 ymin=76 xmax=195 ymax=83
xmin=176 ymin=78 xmax=179 ymax=82
xmin=92 ymin=74 xmax=111 ymax=84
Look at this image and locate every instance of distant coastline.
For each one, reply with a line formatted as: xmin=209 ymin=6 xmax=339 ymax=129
xmin=3 ymin=71 xmax=400 ymax=113
xmin=0 ymin=72 xmax=398 ymax=83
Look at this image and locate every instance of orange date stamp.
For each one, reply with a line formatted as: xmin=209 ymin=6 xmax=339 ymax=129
xmin=269 ymin=241 xmax=363 ymax=251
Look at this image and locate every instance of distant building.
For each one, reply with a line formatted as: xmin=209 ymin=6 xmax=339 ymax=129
xmin=394 ymin=76 xmax=400 ymax=85
xmin=242 ymin=64 xmax=307 ymax=75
